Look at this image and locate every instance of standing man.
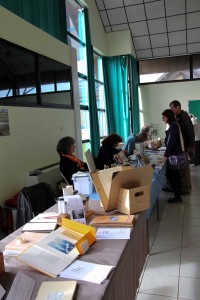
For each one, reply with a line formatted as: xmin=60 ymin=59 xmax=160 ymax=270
xmin=169 ymin=100 xmax=195 ymax=193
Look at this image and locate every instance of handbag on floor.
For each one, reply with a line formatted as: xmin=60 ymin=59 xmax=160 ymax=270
xmin=168 ymin=123 xmax=188 ymax=170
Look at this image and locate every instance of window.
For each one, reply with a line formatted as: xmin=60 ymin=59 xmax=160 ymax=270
xmin=0 ymin=38 xmax=72 ymax=107
xmin=139 ymin=56 xmax=190 ymax=83
xmin=66 ymin=0 xmax=91 ymax=150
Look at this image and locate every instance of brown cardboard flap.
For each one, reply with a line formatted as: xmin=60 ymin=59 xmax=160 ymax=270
xmin=91 ymin=165 xmax=153 ymax=212
xmin=0 ymin=252 xmax=5 ymax=276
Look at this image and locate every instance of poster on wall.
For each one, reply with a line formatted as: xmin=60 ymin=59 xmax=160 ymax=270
xmin=0 ymin=108 xmax=10 ymax=136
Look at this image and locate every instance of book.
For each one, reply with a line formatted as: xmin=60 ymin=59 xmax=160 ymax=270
xmin=17 ymin=227 xmax=80 ymax=277
xmin=36 ymin=281 xmax=77 ymax=300
xmin=89 ymin=214 xmax=134 ymax=227
xmin=30 ymin=212 xmax=59 ymax=223
xmin=22 ymin=222 xmax=57 ymax=233
xmin=5 ymin=232 xmax=48 ymax=256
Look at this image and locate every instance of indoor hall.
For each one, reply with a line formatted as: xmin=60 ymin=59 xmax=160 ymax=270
xmin=136 ymin=165 xmax=200 ymax=300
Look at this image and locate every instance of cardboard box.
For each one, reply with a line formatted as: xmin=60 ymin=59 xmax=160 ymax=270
xmin=91 ymin=165 xmax=153 ymax=212
xmin=117 ymin=185 xmax=150 ymax=214
xmin=0 ymin=252 xmax=4 ymax=276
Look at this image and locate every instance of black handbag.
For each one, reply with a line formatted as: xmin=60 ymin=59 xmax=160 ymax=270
xmin=168 ymin=123 xmax=188 ymax=170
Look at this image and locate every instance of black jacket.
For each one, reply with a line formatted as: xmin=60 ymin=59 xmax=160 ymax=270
xmin=97 ymin=144 xmax=119 ymax=170
xmin=164 ymin=122 xmax=183 ymax=157
xmin=59 ymin=156 xmax=88 ymax=185
xmin=176 ymin=110 xmax=195 ymax=150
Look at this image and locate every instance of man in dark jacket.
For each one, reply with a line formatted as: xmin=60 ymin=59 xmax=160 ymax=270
xmin=169 ymin=100 xmax=195 ymax=193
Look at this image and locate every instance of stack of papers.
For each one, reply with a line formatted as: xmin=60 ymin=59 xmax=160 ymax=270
xmin=59 ymin=260 xmax=114 ymax=284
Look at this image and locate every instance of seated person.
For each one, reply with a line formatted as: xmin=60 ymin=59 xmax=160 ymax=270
xmin=97 ymin=133 xmax=123 ymax=170
xmin=122 ymin=128 xmax=149 ymax=156
xmin=56 ymin=136 xmax=88 ymax=185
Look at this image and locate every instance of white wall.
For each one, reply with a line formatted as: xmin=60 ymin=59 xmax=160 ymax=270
xmin=106 ymin=30 xmax=136 ymax=57
xmin=0 ymin=7 xmax=81 ymax=203
xmin=139 ymin=80 xmax=200 ymax=139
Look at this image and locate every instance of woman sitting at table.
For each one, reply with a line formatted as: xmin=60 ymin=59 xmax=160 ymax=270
xmin=56 ymin=136 xmax=88 ymax=185
xmin=96 ymin=133 xmax=123 ymax=170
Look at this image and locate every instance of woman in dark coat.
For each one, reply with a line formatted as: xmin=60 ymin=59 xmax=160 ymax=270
xmin=162 ymin=109 xmax=184 ymax=203
xmin=97 ymin=133 xmax=123 ymax=170
xmin=57 ymin=136 xmax=88 ymax=185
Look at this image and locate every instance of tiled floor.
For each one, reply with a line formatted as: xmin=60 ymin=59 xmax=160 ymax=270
xmin=136 ymin=166 xmax=200 ymax=300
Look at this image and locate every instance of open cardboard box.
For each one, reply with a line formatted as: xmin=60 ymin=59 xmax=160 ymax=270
xmin=90 ymin=164 xmax=153 ymax=213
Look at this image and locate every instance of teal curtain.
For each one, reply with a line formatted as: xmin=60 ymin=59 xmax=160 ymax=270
xmin=84 ymin=8 xmax=100 ymax=157
xmin=102 ymin=56 xmax=129 ymax=141
xmin=131 ymin=55 xmax=140 ymax=133
xmin=0 ymin=0 xmax=66 ymax=43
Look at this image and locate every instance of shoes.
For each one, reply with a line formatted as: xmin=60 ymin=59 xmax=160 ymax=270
xmin=167 ymin=196 xmax=182 ymax=203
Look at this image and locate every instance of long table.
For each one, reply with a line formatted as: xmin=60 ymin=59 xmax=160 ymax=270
xmin=0 ymin=209 xmax=148 ymax=300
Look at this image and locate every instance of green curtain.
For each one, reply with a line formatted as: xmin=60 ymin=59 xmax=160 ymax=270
xmin=0 ymin=0 xmax=66 ymax=43
xmin=102 ymin=56 xmax=129 ymax=141
xmin=84 ymin=8 xmax=100 ymax=157
xmin=131 ymin=55 xmax=140 ymax=133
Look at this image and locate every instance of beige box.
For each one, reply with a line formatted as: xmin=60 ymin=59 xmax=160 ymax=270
xmin=117 ymin=185 xmax=150 ymax=214
xmin=90 ymin=165 xmax=153 ymax=212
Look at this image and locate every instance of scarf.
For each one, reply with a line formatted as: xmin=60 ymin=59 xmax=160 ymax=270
xmin=61 ymin=154 xmax=83 ymax=168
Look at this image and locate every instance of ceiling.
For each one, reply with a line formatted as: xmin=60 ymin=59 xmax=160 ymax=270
xmin=95 ymin=0 xmax=200 ymax=60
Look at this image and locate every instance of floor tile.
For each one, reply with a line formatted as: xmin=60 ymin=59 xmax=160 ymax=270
xmin=182 ymin=225 xmax=200 ymax=235
xmin=179 ymin=276 xmax=200 ymax=299
xmin=150 ymin=245 xmax=181 ymax=259
xmin=139 ymin=273 xmax=179 ymax=297
xmin=180 ymin=259 xmax=200 ymax=279
xmin=153 ymin=234 xmax=182 ymax=247
xmin=181 ymin=246 xmax=200 ymax=261
xmin=145 ymin=257 xmax=180 ymax=276
xmin=136 ymin=293 xmax=176 ymax=300
xmin=182 ymin=235 xmax=200 ymax=247
xmin=157 ymin=224 xmax=182 ymax=235
xmin=183 ymin=218 xmax=200 ymax=227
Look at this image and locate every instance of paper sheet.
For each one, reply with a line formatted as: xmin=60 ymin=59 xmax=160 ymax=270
xmin=59 ymin=260 xmax=114 ymax=284
xmin=6 ymin=271 xmax=35 ymax=300
xmin=96 ymin=227 xmax=131 ymax=239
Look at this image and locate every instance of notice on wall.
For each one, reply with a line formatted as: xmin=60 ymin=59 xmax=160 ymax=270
xmin=0 ymin=108 xmax=10 ymax=136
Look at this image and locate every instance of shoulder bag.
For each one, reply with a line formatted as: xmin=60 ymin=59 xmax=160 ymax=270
xmin=168 ymin=123 xmax=188 ymax=170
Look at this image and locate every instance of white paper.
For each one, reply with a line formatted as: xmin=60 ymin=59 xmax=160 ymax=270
xmin=0 ymin=284 xmax=6 ymax=300
xmin=65 ymin=195 xmax=86 ymax=224
xmin=59 ymin=260 xmax=114 ymax=284
xmin=96 ymin=227 xmax=131 ymax=240
xmin=6 ymin=271 xmax=35 ymax=300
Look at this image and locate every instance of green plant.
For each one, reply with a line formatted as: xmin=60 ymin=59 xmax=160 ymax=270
xmin=149 ymin=123 xmax=160 ymax=140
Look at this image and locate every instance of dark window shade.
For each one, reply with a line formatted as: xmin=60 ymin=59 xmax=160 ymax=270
xmin=139 ymin=56 xmax=190 ymax=75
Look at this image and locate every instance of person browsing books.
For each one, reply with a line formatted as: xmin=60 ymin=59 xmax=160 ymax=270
xmin=96 ymin=133 xmax=123 ymax=170
xmin=162 ymin=109 xmax=183 ymax=203
xmin=57 ymin=136 xmax=88 ymax=185
xmin=122 ymin=127 xmax=150 ymax=156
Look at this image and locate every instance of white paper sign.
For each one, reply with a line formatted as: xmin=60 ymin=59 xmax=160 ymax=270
xmin=65 ymin=195 xmax=86 ymax=224
xmin=59 ymin=260 xmax=114 ymax=284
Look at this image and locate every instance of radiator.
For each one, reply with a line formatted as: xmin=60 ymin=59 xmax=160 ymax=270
xmin=26 ymin=163 xmax=62 ymax=192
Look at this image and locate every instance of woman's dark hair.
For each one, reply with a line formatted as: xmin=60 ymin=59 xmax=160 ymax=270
xmin=56 ymin=136 xmax=75 ymax=155
xmin=101 ymin=133 xmax=122 ymax=147
xmin=162 ymin=109 xmax=176 ymax=125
